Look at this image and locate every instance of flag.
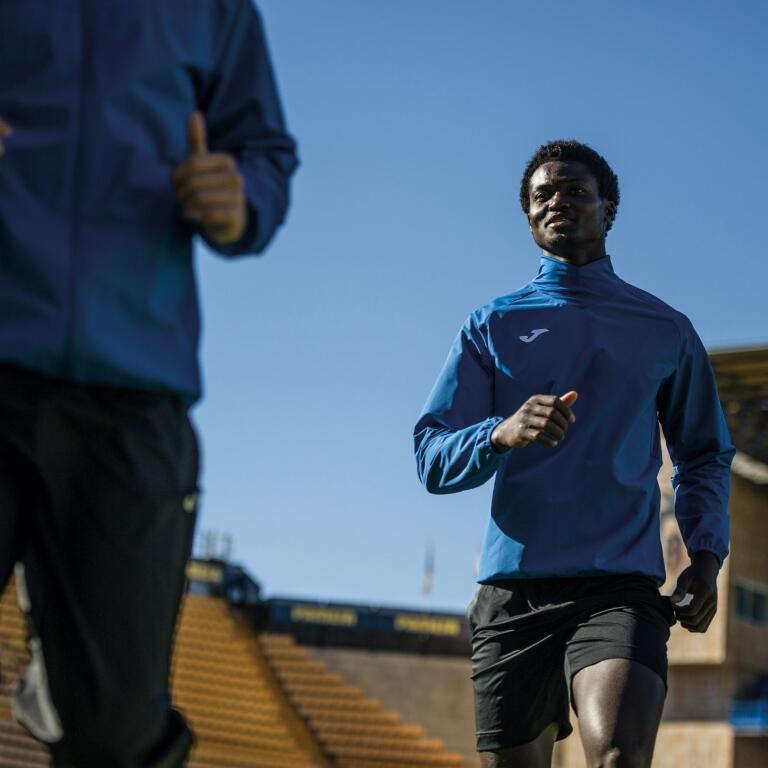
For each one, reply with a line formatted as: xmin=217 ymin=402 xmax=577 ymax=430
xmin=422 ymin=542 xmax=435 ymax=596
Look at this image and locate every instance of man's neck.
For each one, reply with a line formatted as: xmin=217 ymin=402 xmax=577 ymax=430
xmin=542 ymin=241 xmax=607 ymax=267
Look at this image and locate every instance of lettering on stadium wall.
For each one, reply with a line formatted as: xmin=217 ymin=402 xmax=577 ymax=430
xmin=393 ymin=614 xmax=461 ymax=637
xmin=186 ymin=561 xmax=224 ymax=585
xmin=265 ymin=599 xmax=469 ymax=649
xmin=290 ymin=604 xmax=358 ymax=627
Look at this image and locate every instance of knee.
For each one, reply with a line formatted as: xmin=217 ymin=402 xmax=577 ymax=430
xmin=588 ymin=744 xmax=651 ymax=768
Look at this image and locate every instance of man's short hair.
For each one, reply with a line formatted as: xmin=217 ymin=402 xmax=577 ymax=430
xmin=519 ymin=140 xmax=620 ymax=231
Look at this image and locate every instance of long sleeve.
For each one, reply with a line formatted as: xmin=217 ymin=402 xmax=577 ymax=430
xmin=414 ymin=317 xmax=506 ymax=494
xmin=201 ymin=0 xmax=299 ymax=257
xmin=658 ymin=320 xmax=735 ymax=565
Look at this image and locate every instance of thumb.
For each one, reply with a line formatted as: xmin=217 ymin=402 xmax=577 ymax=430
xmin=187 ymin=111 xmax=208 ymax=157
xmin=671 ymin=571 xmax=693 ymax=604
xmin=559 ymin=390 xmax=578 ymax=422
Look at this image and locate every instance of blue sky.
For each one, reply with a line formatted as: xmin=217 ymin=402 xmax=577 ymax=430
xmin=193 ymin=0 xmax=767 ymax=612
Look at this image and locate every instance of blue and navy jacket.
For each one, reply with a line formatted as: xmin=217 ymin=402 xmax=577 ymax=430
xmin=0 ymin=0 xmax=297 ymax=401
xmin=414 ymin=255 xmax=734 ymax=584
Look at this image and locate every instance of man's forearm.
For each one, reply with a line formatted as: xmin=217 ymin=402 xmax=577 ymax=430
xmin=415 ymin=418 xmax=504 ymax=495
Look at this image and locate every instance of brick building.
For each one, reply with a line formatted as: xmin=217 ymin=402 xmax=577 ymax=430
xmin=653 ymin=347 xmax=768 ymax=768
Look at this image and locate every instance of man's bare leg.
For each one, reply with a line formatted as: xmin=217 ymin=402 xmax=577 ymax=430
xmin=572 ymin=658 xmax=665 ymax=768
xmin=479 ymin=722 xmax=559 ymax=768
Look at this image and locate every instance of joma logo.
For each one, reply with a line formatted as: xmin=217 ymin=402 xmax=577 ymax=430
xmin=519 ymin=328 xmax=549 ymax=343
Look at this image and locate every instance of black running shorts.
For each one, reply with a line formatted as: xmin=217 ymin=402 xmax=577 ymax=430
xmin=468 ymin=574 xmax=676 ymax=752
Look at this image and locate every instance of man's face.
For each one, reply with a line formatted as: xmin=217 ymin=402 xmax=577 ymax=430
xmin=527 ymin=160 xmax=614 ymax=257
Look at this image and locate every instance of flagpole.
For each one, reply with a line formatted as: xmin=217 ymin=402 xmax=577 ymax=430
xmin=422 ymin=540 xmax=434 ymax=608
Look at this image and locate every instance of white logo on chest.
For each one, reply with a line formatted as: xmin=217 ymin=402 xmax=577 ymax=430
xmin=519 ymin=328 xmax=549 ymax=343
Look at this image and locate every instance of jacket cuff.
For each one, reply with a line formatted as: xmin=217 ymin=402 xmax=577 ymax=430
xmin=480 ymin=417 xmax=506 ymax=458
xmin=689 ymin=548 xmax=725 ymax=569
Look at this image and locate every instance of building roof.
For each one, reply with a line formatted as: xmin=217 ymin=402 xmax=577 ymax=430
xmin=710 ymin=346 xmax=768 ymax=467
xmin=710 ymin=346 xmax=768 ymax=401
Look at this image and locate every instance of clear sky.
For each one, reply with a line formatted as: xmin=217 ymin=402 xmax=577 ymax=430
xmin=193 ymin=0 xmax=767 ymax=613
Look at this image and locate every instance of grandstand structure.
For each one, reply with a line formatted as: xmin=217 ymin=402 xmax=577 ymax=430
xmin=0 ymin=570 xmax=470 ymax=767
xmin=0 ymin=346 xmax=766 ymax=767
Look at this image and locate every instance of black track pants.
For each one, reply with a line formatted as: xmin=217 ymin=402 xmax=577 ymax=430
xmin=0 ymin=366 xmax=198 ymax=767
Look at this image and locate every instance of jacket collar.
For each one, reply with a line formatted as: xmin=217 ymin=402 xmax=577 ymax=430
xmin=531 ymin=254 xmax=619 ymax=304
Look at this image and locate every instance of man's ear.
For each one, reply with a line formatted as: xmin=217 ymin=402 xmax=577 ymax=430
xmin=527 ymin=214 xmax=533 ymax=233
xmin=603 ymin=200 xmax=616 ymax=232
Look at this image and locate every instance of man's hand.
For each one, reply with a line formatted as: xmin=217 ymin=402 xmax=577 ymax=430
xmin=491 ymin=391 xmax=578 ymax=452
xmin=670 ymin=551 xmax=719 ymax=633
xmin=0 ymin=117 xmax=13 ymax=156
xmin=172 ymin=111 xmax=247 ymax=245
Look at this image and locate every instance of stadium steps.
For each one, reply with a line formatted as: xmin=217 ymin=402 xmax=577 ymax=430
xmin=0 ymin=717 xmax=49 ymax=766
xmin=260 ymin=631 xmax=468 ymax=768
xmin=0 ymin=584 xmax=49 ymax=768
xmin=173 ymin=594 xmax=330 ymax=767
xmin=1 ymin=582 xmax=330 ymax=768
xmin=4 ymin=580 xmax=467 ymax=768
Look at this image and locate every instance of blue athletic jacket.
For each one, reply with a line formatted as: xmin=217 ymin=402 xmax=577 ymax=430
xmin=414 ymin=255 xmax=734 ymax=584
xmin=0 ymin=0 xmax=297 ymax=401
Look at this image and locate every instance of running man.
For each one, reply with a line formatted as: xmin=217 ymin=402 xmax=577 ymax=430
xmin=414 ymin=141 xmax=733 ymax=767
xmin=0 ymin=1 xmax=296 ymax=765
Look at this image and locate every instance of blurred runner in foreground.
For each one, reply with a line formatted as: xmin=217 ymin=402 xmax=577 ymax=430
xmin=0 ymin=1 xmax=297 ymax=765
xmin=415 ymin=140 xmax=732 ymax=768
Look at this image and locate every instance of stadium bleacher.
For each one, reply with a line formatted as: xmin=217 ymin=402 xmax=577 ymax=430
xmin=0 ymin=580 xmax=47 ymax=767
xmin=0 ymin=577 xmax=467 ymax=767
xmin=173 ymin=593 xmax=326 ymax=767
xmin=261 ymin=631 xmax=466 ymax=768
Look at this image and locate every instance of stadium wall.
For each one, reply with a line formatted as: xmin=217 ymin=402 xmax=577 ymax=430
xmin=311 ymin=646 xmax=478 ymax=767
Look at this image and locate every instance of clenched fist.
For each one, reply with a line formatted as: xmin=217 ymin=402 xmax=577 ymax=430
xmin=669 ymin=551 xmax=720 ymax=633
xmin=491 ymin=391 xmax=578 ymax=451
xmin=172 ymin=111 xmax=247 ymax=246
xmin=0 ymin=117 xmax=12 ymax=156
